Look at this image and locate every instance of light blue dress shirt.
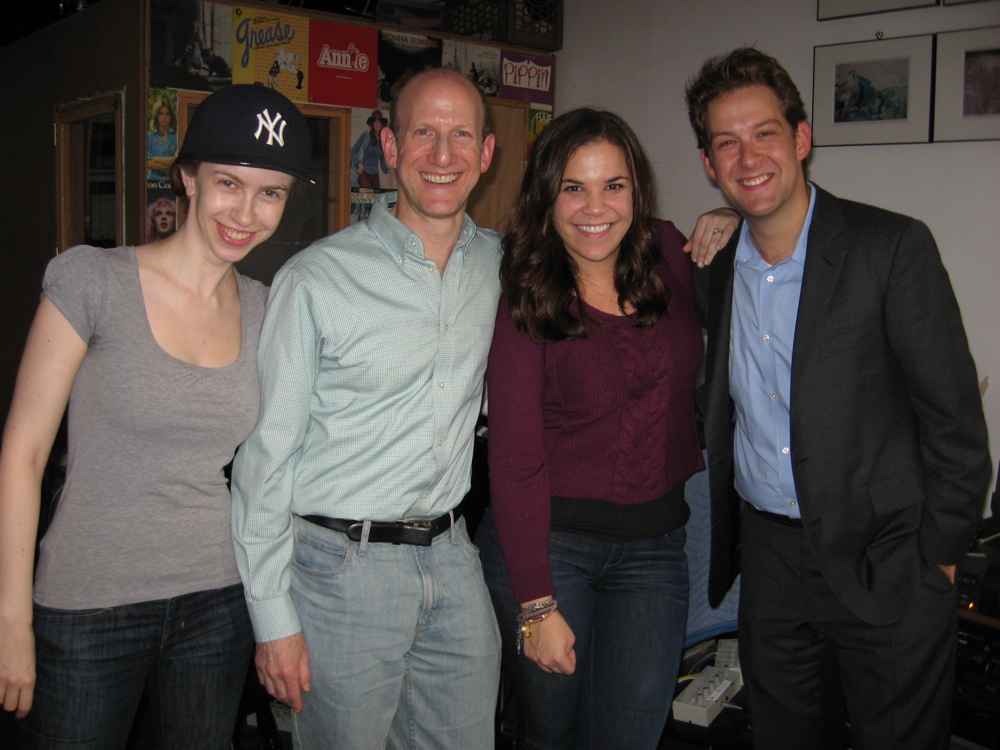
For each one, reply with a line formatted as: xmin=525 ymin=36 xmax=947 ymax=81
xmin=730 ymin=184 xmax=817 ymax=518
xmin=231 ymin=194 xmax=502 ymax=642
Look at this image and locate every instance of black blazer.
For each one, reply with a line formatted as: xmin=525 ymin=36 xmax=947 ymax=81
xmin=697 ymin=186 xmax=991 ymax=625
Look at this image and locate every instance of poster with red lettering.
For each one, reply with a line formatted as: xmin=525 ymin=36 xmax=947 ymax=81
xmin=499 ymin=50 xmax=554 ymax=106
xmin=232 ymin=6 xmax=309 ymax=101
xmin=308 ymin=21 xmax=378 ymax=108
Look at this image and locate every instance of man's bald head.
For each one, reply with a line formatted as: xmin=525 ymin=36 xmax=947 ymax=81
xmin=389 ymin=68 xmax=491 ymax=143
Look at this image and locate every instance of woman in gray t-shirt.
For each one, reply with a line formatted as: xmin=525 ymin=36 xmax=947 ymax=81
xmin=0 ymin=85 xmax=311 ymax=748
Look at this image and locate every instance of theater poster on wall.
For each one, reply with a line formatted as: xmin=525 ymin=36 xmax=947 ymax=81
xmin=146 ymin=189 xmax=178 ymax=244
xmin=442 ymin=40 xmax=500 ymax=97
xmin=351 ymin=190 xmax=398 ymax=225
xmin=349 ymin=106 xmax=395 ymax=190
xmin=377 ymin=30 xmax=442 ymax=110
xmin=233 ymin=6 xmax=309 ymax=101
xmin=308 ymin=20 xmax=378 ymax=108
xmin=348 ymin=103 xmax=394 ymax=225
xmin=499 ymin=50 xmax=554 ymax=106
xmin=147 ymin=88 xmax=179 ymax=187
xmin=149 ymin=0 xmax=233 ymax=92
xmin=529 ymin=106 xmax=553 ymax=145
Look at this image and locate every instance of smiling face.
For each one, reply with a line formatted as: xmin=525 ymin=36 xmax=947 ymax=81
xmin=181 ymin=163 xmax=292 ymax=266
xmin=700 ymin=85 xmax=811 ymax=230
xmin=553 ymin=140 xmax=634 ymax=279
xmin=382 ymin=70 xmax=494 ymax=233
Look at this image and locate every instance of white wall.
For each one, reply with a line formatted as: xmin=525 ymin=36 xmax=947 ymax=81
xmin=556 ymin=0 xmax=1000 ymax=512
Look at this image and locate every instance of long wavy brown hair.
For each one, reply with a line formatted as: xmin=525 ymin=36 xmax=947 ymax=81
xmin=500 ymin=108 xmax=668 ymax=343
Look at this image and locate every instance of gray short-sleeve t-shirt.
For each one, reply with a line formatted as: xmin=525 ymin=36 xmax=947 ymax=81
xmin=34 ymin=245 xmax=267 ymax=609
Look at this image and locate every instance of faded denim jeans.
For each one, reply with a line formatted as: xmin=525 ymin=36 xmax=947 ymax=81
xmin=289 ymin=514 xmax=500 ymax=749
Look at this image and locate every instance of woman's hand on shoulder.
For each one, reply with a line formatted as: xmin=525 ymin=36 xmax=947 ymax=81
xmin=522 ymin=610 xmax=577 ymax=675
xmin=0 ymin=621 xmax=35 ymax=718
xmin=683 ymin=207 xmax=740 ymax=267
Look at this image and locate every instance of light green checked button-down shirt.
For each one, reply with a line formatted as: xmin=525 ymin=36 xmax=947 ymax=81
xmin=231 ymin=194 xmax=501 ymax=642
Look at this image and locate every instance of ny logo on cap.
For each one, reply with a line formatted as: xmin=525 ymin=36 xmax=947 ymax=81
xmin=254 ymin=109 xmax=287 ymax=147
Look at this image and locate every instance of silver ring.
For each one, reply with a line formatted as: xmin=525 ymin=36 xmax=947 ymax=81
xmin=712 ymin=227 xmax=725 ymax=234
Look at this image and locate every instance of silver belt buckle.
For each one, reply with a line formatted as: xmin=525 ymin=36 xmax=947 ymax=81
xmin=401 ymin=518 xmax=433 ymax=529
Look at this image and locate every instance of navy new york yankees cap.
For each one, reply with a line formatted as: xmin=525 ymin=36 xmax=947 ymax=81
xmin=179 ymin=83 xmax=312 ymax=182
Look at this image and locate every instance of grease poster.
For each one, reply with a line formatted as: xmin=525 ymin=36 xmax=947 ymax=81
xmin=308 ymin=20 xmax=378 ymax=108
xmin=232 ymin=6 xmax=309 ymax=101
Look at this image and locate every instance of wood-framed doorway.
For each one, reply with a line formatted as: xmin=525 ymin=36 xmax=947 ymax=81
xmin=55 ymin=92 xmax=126 ymax=253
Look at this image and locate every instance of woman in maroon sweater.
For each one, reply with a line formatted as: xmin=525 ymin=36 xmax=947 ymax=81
xmin=478 ymin=108 xmax=735 ymax=748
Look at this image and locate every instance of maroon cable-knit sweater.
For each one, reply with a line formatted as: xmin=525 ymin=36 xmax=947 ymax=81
xmin=486 ymin=220 xmax=705 ymax=603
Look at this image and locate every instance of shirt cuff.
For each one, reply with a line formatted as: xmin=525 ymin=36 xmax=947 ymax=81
xmin=247 ymin=592 xmax=303 ymax=643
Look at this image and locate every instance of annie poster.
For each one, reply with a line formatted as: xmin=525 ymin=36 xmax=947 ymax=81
xmin=308 ymin=20 xmax=378 ymax=108
xmin=232 ymin=6 xmax=309 ymax=101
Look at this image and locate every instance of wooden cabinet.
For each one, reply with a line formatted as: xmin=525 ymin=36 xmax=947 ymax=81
xmin=467 ymin=98 xmax=529 ymax=233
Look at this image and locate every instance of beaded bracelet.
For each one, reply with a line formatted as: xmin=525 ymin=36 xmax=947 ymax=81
xmin=515 ymin=598 xmax=558 ymax=654
xmin=520 ymin=597 xmax=556 ymax=614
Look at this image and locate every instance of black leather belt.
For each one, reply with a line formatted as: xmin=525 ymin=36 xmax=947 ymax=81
xmin=299 ymin=509 xmax=459 ymax=546
xmin=746 ymin=503 xmax=802 ymax=528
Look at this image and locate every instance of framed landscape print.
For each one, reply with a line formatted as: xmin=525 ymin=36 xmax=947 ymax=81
xmin=812 ymin=35 xmax=933 ymax=145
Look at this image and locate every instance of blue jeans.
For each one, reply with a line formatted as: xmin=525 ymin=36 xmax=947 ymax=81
xmin=478 ymin=510 xmax=689 ymax=750
xmin=19 ymin=584 xmax=253 ymax=750
xmin=289 ymin=514 xmax=500 ymax=750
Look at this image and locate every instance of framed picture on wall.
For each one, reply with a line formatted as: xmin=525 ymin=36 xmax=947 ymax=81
xmin=817 ymin=0 xmax=937 ymax=21
xmin=934 ymin=26 xmax=1000 ymax=141
xmin=812 ymin=35 xmax=933 ymax=145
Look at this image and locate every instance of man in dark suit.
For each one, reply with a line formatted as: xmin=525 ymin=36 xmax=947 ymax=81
xmin=685 ymin=47 xmax=991 ymax=749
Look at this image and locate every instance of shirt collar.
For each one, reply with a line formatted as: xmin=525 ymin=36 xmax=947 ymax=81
xmin=367 ymin=193 xmax=479 ymax=265
xmin=734 ymin=182 xmax=817 ymax=270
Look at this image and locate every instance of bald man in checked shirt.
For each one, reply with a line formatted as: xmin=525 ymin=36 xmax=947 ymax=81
xmin=231 ymin=68 xmax=501 ymax=749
